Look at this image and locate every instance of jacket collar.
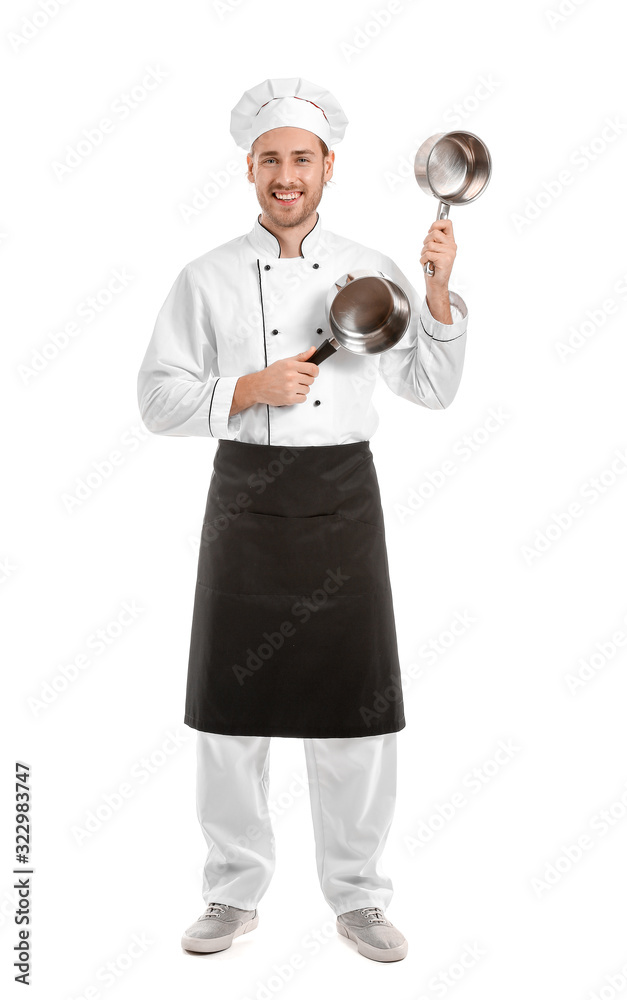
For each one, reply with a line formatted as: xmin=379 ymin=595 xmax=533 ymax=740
xmin=247 ymin=212 xmax=323 ymax=259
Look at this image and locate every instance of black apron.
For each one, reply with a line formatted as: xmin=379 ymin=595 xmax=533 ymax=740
xmin=184 ymin=439 xmax=405 ymax=738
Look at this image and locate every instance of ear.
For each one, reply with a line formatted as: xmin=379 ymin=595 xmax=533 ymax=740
xmin=246 ymin=152 xmax=254 ymax=183
xmin=325 ymin=149 xmax=335 ymax=182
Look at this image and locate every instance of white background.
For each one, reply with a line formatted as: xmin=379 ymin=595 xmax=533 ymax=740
xmin=2 ymin=0 xmax=627 ymax=997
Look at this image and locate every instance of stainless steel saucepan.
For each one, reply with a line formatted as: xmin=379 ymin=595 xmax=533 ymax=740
xmin=309 ymin=269 xmax=411 ymax=366
xmin=414 ymin=130 xmax=492 ymax=276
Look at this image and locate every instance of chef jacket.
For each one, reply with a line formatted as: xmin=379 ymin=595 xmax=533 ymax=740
xmin=137 ymin=213 xmax=468 ymax=447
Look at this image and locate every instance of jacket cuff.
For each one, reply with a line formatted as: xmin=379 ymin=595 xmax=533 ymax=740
xmin=420 ymin=291 xmax=468 ymax=342
xmin=208 ymin=375 xmax=242 ymax=440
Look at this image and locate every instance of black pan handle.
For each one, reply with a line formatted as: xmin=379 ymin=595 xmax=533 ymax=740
xmin=309 ymin=337 xmax=339 ymax=366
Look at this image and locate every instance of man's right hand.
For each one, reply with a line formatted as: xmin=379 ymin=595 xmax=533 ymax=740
xmin=254 ymin=346 xmax=320 ymax=407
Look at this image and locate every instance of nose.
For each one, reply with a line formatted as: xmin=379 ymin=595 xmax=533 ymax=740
xmin=275 ymin=162 xmax=299 ymax=188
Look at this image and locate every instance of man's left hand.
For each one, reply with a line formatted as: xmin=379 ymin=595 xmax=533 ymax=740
xmin=420 ymin=218 xmax=457 ymax=323
xmin=420 ymin=219 xmax=457 ymax=289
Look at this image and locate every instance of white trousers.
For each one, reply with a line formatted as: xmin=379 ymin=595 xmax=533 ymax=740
xmin=196 ymin=731 xmax=398 ymax=917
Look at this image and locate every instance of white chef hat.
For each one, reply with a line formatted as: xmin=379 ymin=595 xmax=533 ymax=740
xmin=230 ymin=76 xmax=348 ymax=153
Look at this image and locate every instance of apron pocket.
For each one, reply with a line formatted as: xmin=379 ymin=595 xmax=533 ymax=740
xmin=197 ymin=510 xmax=376 ymax=598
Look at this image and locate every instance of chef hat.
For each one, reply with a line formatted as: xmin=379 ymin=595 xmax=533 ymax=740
xmin=230 ymin=76 xmax=348 ymax=153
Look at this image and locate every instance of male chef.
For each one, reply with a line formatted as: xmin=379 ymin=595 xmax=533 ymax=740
xmin=137 ymin=76 xmax=468 ymax=963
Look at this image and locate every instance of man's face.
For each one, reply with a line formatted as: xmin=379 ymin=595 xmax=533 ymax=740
xmin=246 ymin=126 xmax=334 ymax=228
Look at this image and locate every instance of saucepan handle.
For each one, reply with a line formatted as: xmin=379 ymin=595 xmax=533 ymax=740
xmin=309 ymin=338 xmax=339 ymax=366
xmin=424 ymin=201 xmax=450 ymax=277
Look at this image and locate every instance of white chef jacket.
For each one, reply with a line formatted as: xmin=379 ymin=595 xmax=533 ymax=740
xmin=137 ymin=213 xmax=468 ymax=447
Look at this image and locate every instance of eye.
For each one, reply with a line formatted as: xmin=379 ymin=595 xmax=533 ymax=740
xmin=297 ymin=157 xmax=309 ymax=163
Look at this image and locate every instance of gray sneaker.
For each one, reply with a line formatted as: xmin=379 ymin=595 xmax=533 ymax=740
xmin=336 ymin=906 xmax=408 ymax=962
xmin=181 ymin=902 xmax=258 ymax=953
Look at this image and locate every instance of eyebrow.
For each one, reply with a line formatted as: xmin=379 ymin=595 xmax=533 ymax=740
xmin=258 ymin=149 xmax=317 ymax=157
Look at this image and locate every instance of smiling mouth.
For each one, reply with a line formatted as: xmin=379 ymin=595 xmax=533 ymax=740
xmin=272 ymin=191 xmax=302 ymax=204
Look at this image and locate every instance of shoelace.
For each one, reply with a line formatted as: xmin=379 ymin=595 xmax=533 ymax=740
xmin=199 ymin=902 xmax=228 ymax=921
xmin=359 ymin=906 xmax=387 ymax=924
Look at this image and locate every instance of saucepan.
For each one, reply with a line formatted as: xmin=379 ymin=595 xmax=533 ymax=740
xmin=414 ymin=130 xmax=492 ymax=276
xmin=309 ymin=269 xmax=411 ymax=366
